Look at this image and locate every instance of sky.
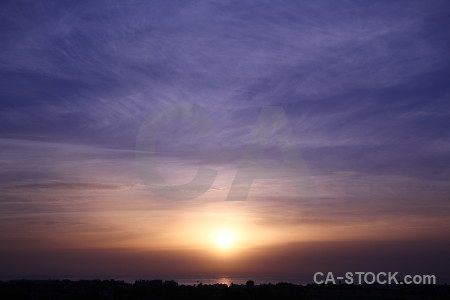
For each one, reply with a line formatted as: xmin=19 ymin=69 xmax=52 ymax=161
xmin=1 ymin=0 xmax=450 ymax=282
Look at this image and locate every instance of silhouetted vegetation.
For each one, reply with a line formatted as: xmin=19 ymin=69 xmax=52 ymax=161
xmin=0 ymin=279 xmax=448 ymax=299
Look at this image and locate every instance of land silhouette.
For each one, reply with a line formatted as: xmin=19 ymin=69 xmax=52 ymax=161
xmin=0 ymin=279 xmax=449 ymax=299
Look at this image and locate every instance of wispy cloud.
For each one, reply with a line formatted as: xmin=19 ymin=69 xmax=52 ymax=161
xmin=1 ymin=0 xmax=450 ymax=278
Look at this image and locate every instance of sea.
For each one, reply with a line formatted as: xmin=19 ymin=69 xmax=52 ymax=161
xmin=0 ymin=275 xmax=309 ymax=286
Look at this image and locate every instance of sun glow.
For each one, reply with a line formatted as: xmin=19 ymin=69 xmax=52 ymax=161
xmin=214 ymin=232 xmax=236 ymax=248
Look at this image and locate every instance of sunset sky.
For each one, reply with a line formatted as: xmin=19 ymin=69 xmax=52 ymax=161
xmin=1 ymin=1 xmax=450 ymax=282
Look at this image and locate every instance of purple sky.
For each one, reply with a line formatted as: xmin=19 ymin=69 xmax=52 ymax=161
xmin=1 ymin=0 xmax=450 ymax=282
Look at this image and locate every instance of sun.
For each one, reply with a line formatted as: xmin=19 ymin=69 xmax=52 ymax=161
xmin=214 ymin=232 xmax=236 ymax=248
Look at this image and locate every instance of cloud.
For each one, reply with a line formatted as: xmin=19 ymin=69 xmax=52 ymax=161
xmin=1 ymin=239 xmax=449 ymax=282
xmin=1 ymin=0 xmax=450 ymax=279
xmin=3 ymin=182 xmax=124 ymax=191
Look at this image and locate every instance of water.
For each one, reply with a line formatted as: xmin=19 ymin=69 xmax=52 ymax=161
xmin=0 ymin=275 xmax=308 ymax=286
xmin=168 ymin=276 xmax=307 ymax=286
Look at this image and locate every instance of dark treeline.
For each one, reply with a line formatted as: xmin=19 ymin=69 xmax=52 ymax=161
xmin=0 ymin=279 xmax=449 ymax=300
